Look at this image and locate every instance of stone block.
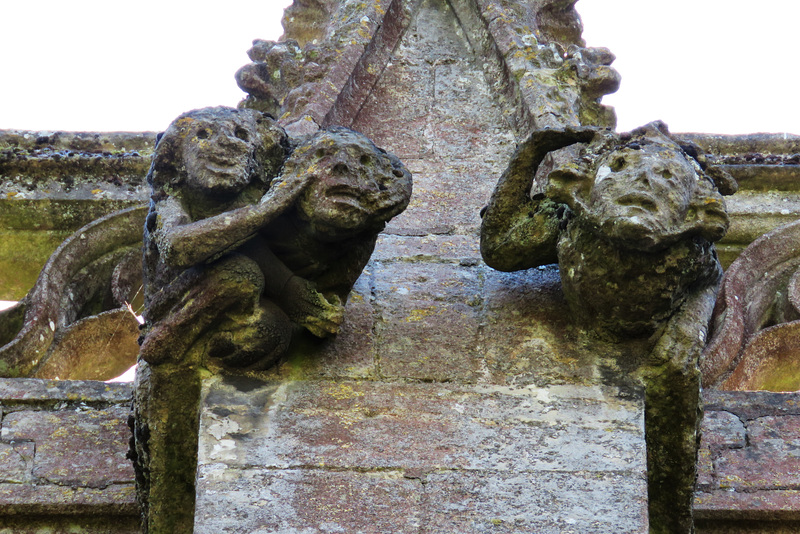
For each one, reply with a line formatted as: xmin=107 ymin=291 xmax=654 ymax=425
xmin=0 ymin=483 xmax=136 ymax=515
xmin=695 ymin=391 xmax=800 ymax=521
xmin=389 ymin=159 xmax=501 ymax=236
xmin=1 ymin=406 xmax=134 ymax=488
xmin=695 ymin=489 xmax=800 ymax=521
xmin=372 ymin=234 xmax=481 ymax=263
xmin=0 ymin=515 xmax=140 ymax=534
xmin=271 ymin=273 xmax=377 ymax=380
xmin=195 ymin=467 xmax=423 ymax=534
xmin=196 ymin=378 xmax=647 ymax=533
xmin=701 ymin=410 xmax=747 ymax=450
xmin=373 ymin=262 xmax=483 ymax=381
xmin=393 ymin=0 xmax=471 ymax=64
xmin=714 ymin=416 xmax=800 ymax=490
xmin=421 ymin=470 xmax=648 ymax=534
xmin=0 ymin=378 xmax=132 ymax=404
xmin=199 ymin=378 xmax=644 ymax=474
xmin=696 ymin=445 xmax=715 ymax=492
xmin=703 ymin=390 xmax=800 ymax=420
xmin=431 ymin=62 xmax=517 ymax=163
xmin=352 ymin=62 xmax=434 ymax=160
xmin=482 ymin=267 xmax=593 ymax=386
xmin=194 ymin=466 xmax=647 ymax=534
xmin=0 ymin=441 xmax=34 ymax=483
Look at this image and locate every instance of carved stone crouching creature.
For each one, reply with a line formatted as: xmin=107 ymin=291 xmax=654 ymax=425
xmin=481 ymin=121 xmax=734 ymax=337
xmin=480 ymin=121 xmax=736 ymax=534
xmin=133 ymin=106 xmax=411 ymax=533
xmin=140 ymin=106 xmax=412 ymax=371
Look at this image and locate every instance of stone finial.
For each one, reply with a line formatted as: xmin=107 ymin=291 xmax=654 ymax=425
xmin=234 ymin=0 xmax=620 ymax=136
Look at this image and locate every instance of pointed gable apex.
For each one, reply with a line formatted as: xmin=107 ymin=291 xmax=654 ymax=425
xmin=236 ymin=0 xmax=619 ymax=137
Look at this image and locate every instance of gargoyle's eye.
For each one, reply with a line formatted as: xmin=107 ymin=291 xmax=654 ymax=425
xmin=360 ymin=155 xmax=372 ymax=166
xmin=197 ymin=129 xmax=211 ymax=140
xmin=392 ymin=169 xmax=404 ymax=178
xmin=234 ymin=128 xmax=249 ymax=142
xmin=610 ymin=156 xmax=625 ymax=172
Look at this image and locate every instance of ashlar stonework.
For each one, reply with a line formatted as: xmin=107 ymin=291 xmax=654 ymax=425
xmin=3 ymin=0 xmax=800 ymax=533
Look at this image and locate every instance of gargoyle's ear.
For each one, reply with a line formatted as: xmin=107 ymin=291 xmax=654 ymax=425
xmin=687 ymin=181 xmax=730 ymax=243
xmin=148 ymin=126 xmax=184 ymax=191
xmin=706 ymin=166 xmax=738 ymax=196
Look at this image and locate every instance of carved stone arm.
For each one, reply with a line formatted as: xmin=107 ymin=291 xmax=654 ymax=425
xmin=156 ymin=176 xmax=310 ymax=269
xmin=480 ymin=128 xmax=593 ymax=271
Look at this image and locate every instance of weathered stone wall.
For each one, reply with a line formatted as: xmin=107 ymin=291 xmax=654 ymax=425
xmin=0 ymin=379 xmax=138 ymax=532
xmin=194 ymin=0 xmax=650 ymax=532
xmin=0 ymin=131 xmax=154 ymax=301
xmin=696 ymin=390 xmax=800 ymax=533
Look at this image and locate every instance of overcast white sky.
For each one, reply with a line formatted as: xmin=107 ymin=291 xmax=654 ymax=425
xmin=579 ymin=0 xmax=800 ymax=134
xmin=0 ymin=0 xmax=797 ymax=135
xmin=0 ymin=0 xmax=292 ymax=132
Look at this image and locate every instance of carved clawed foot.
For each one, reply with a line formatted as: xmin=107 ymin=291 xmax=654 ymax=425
xmin=279 ymin=275 xmax=345 ymax=338
xmin=207 ymin=299 xmax=293 ymax=370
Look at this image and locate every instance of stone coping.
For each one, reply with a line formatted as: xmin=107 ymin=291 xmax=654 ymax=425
xmin=696 ymin=390 xmax=800 ymax=522
xmin=0 ymin=484 xmax=137 ymax=516
xmin=0 ymin=378 xmax=132 ymax=406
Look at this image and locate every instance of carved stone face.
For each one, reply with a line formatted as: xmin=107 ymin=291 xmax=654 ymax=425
xmin=587 ymin=142 xmax=723 ymax=248
xmin=180 ymin=114 xmax=260 ymax=196
xmin=547 ymin=131 xmax=728 ymax=251
xmin=288 ymin=129 xmax=412 ymax=240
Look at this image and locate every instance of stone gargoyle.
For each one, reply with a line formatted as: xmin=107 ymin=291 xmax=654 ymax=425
xmin=139 ymin=106 xmax=412 ymax=371
xmin=481 ymin=121 xmax=736 ymax=338
xmin=479 ymin=121 xmax=737 ymax=533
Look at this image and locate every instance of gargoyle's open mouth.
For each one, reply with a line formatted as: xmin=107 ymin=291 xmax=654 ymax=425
xmin=615 ymin=192 xmax=659 ymax=212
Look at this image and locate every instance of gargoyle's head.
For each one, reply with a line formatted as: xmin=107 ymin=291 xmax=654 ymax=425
xmin=542 ymin=121 xmax=734 ymax=251
xmin=281 ymin=127 xmax=412 ymax=240
xmin=149 ymin=107 xmax=287 ymax=199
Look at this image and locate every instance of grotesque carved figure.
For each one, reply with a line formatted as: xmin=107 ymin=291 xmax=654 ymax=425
xmin=481 ymin=121 xmax=735 ymax=337
xmin=481 ymin=122 xmax=736 ymax=533
xmin=140 ymin=106 xmax=411 ymax=370
xmin=134 ymin=106 xmax=410 ymax=533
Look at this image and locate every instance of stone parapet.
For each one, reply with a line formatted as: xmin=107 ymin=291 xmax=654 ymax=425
xmin=0 ymin=130 xmax=154 ymax=204
xmin=0 ymin=378 xmax=138 ymax=531
xmin=695 ymin=390 xmax=800 ymax=529
xmin=0 ymin=130 xmax=153 ymax=300
xmin=676 ymin=133 xmax=800 ymax=268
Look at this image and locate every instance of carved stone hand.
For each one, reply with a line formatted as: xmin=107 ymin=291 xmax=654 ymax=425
xmin=278 ymin=275 xmax=345 ymax=337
